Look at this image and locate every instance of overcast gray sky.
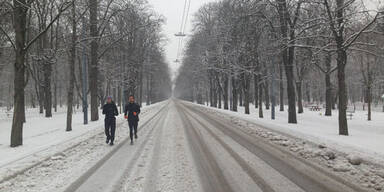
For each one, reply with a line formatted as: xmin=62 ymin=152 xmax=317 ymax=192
xmin=147 ymin=0 xmax=217 ymax=77
xmin=147 ymin=0 xmax=381 ymax=77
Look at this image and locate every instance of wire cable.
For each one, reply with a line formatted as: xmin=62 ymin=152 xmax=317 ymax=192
xmin=176 ymin=0 xmax=191 ymax=62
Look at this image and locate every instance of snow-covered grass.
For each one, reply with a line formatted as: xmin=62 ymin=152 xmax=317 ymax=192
xmin=0 ymin=106 xmax=70 ymax=121
xmin=194 ymin=103 xmax=384 ymax=165
xmin=0 ymin=109 xmax=104 ymax=167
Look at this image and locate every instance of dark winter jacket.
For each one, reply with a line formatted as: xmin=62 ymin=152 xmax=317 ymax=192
xmin=124 ymin=102 xmax=141 ymax=122
xmin=102 ymin=102 xmax=119 ymax=119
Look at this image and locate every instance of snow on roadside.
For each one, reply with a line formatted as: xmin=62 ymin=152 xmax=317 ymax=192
xmin=186 ymin=102 xmax=384 ymax=191
xmin=0 ymin=101 xmax=166 ymax=188
xmin=190 ymin=102 xmax=384 ymax=164
xmin=0 ymin=131 xmax=124 ymax=192
xmin=0 ymin=108 xmax=103 ymax=168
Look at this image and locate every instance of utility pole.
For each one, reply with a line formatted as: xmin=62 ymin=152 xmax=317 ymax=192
xmin=81 ymin=17 xmax=88 ymax=125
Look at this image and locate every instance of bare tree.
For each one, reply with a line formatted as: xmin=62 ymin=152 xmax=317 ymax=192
xmin=8 ymin=0 xmax=71 ymax=147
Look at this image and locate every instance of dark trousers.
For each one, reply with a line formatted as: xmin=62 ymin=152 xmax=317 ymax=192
xmin=128 ymin=120 xmax=138 ymax=141
xmin=105 ymin=118 xmax=116 ymax=142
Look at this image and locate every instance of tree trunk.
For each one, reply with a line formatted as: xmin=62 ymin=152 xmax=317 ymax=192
xmin=337 ymin=50 xmax=348 ymax=135
xmin=259 ymin=80 xmax=263 ymax=118
xmin=277 ymin=0 xmax=297 ymax=123
xmin=218 ymin=88 xmax=222 ymax=109
xmin=264 ymin=81 xmax=270 ymax=110
xmin=325 ymin=53 xmax=332 ymax=116
xmin=254 ymin=74 xmax=259 ymax=108
xmin=239 ymin=88 xmax=243 ymax=107
xmin=11 ymin=0 xmax=28 ymax=147
xmin=209 ymin=76 xmax=213 ymax=107
xmin=223 ymin=75 xmax=229 ymax=110
xmin=8 ymin=78 xmax=13 ymax=111
xmin=285 ymin=63 xmax=297 ymax=123
xmin=146 ymin=73 xmax=150 ymax=106
xmin=190 ymin=86 xmax=194 ymax=102
xmin=296 ymin=81 xmax=303 ymax=114
xmin=44 ymin=59 xmax=52 ymax=117
xmin=89 ymin=0 xmax=99 ymax=121
xmin=149 ymin=74 xmax=153 ymax=105
xmin=333 ymin=90 xmax=338 ymax=109
xmin=38 ymin=82 xmax=44 ymax=114
xmin=53 ymin=64 xmax=58 ymax=113
xmin=279 ymin=61 xmax=284 ymax=111
xmin=206 ymin=90 xmax=209 ymax=106
xmin=66 ymin=2 xmax=76 ymax=132
xmin=305 ymin=82 xmax=311 ymax=103
xmin=213 ymin=83 xmax=217 ymax=108
xmin=231 ymin=76 xmax=238 ymax=112
xmin=113 ymin=86 xmax=117 ymax=104
xmin=243 ymin=74 xmax=250 ymax=114
xmin=59 ymin=85 xmax=62 ymax=108
xmin=30 ymin=92 xmax=36 ymax=108
xmin=367 ymin=86 xmax=372 ymax=121
xmin=38 ymin=15 xmax=52 ymax=118
xmin=139 ymin=65 xmax=143 ymax=106
xmin=118 ymin=84 xmax=122 ymax=112
xmin=335 ymin=0 xmax=348 ymax=136
xmin=229 ymin=77 xmax=233 ymax=109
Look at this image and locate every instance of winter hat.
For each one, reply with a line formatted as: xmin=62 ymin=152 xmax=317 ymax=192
xmin=107 ymin=96 xmax=113 ymax=100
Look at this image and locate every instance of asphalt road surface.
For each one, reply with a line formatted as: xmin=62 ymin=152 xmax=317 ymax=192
xmin=64 ymin=99 xmax=367 ymax=192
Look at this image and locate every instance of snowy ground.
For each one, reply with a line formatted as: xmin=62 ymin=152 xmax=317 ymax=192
xmin=1 ymin=99 xmax=383 ymax=192
xmin=0 ymin=101 xmax=166 ymax=191
xmin=0 ymin=106 xmax=69 ymax=121
xmin=75 ymin=101 xmax=203 ymax=192
xmin=0 ymin=108 xmax=103 ymax=171
xmin=198 ymin=102 xmax=384 ymax=165
xmin=191 ymin=102 xmax=384 ymax=191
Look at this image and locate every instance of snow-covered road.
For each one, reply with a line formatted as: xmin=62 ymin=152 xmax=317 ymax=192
xmin=1 ymin=99 xmax=382 ymax=192
xmin=66 ymin=100 xmax=374 ymax=192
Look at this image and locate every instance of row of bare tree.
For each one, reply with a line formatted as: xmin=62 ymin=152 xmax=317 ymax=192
xmin=174 ymin=0 xmax=384 ymax=136
xmin=0 ymin=0 xmax=172 ymax=147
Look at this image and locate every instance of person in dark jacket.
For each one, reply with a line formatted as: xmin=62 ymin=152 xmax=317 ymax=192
xmin=124 ymin=95 xmax=141 ymax=145
xmin=103 ymin=96 xmax=119 ymax=146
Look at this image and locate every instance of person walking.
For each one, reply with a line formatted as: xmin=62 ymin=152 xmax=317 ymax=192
xmin=102 ymin=96 xmax=119 ymax=146
xmin=124 ymin=95 xmax=141 ymax=145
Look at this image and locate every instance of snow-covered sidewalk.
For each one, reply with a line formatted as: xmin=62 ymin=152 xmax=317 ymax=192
xmin=193 ymin=103 xmax=384 ymax=165
xmin=0 ymin=102 xmax=165 ymax=183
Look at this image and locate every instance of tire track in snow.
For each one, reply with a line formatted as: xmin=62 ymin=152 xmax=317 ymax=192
xmin=182 ymin=102 xmax=367 ymax=192
xmin=111 ymin=105 xmax=170 ymax=192
xmin=142 ymin=106 xmax=168 ymax=192
xmin=177 ymin=105 xmax=234 ymax=192
xmin=180 ymin=104 xmax=276 ymax=192
xmin=64 ymin=103 xmax=169 ymax=192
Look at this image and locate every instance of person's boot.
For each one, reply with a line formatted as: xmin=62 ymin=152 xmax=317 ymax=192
xmin=106 ymin=138 xmax=110 ymax=144
xmin=110 ymin=141 xmax=114 ymax=146
xmin=135 ymin=134 xmax=138 ymax=139
xmin=130 ymin=140 xmax=134 ymax=145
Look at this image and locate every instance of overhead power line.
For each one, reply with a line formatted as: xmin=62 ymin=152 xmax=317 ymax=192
xmin=175 ymin=0 xmax=191 ymax=63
